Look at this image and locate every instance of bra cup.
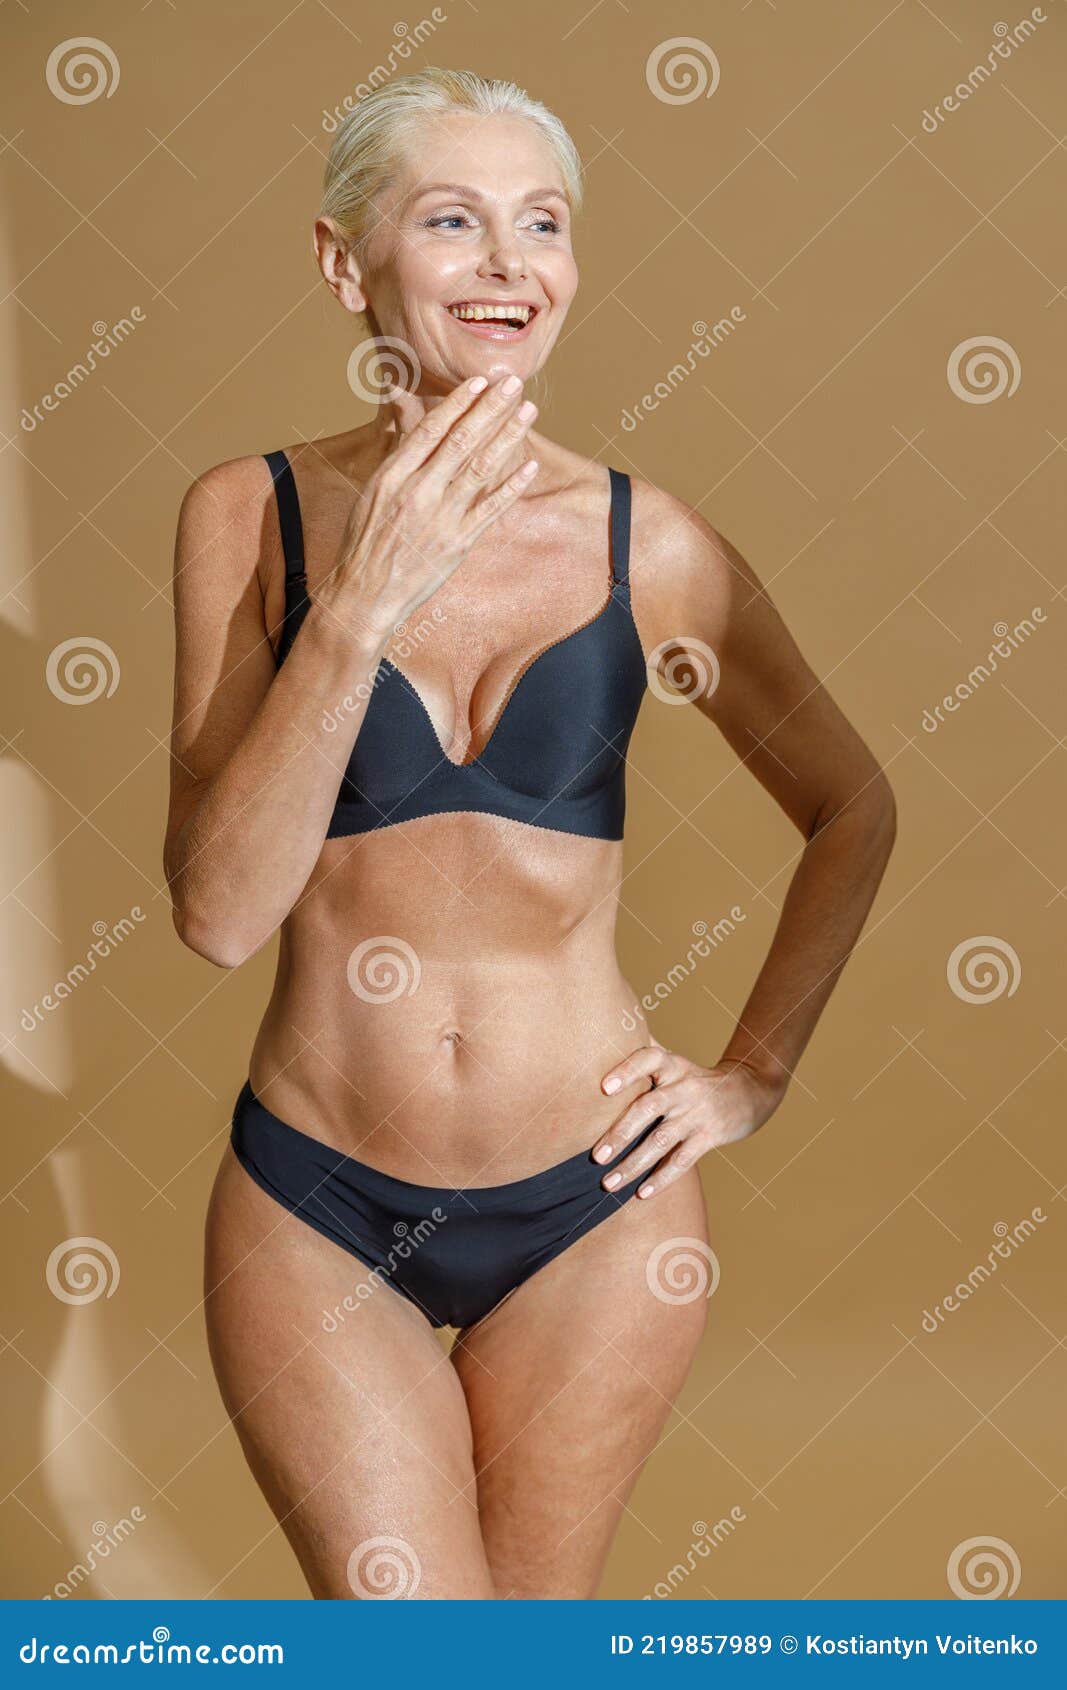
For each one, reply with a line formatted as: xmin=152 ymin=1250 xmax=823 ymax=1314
xmin=336 ymin=665 xmax=443 ymax=803
xmin=476 ymin=602 xmax=647 ymax=800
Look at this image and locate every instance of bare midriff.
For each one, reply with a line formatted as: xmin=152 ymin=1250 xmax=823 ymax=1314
xmin=247 ymin=810 xmax=654 ymax=1188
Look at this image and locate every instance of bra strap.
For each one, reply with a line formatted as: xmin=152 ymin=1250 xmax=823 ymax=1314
xmin=264 ymin=450 xmax=309 ymax=662
xmin=608 ymin=466 xmax=631 ymax=594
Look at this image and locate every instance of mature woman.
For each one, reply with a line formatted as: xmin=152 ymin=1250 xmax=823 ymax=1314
xmin=165 ymin=67 xmax=895 ymax=1600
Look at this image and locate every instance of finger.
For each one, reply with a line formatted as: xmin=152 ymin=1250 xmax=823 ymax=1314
xmin=449 ymin=395 xmax=538 ymax=501
xmin=591 ymin=1079 xmax=666 ymax=1166
xmin=600 ymin=1118 xmax=679 ymax=1193
xmin=380 ymin=375 xmax=490 ymax=478
xmin=601 ymin=1045 xmax=680 ymax=1098
xmin=630 ymin=1134 xmax=708 ymax=1201
xmin=462 ymin=456 xmax=541 ymax=538
xmin=419 ymin=372 xmax=529 ymax=491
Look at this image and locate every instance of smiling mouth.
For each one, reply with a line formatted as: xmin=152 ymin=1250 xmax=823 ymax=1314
xmin=445 ymin=301 xmax=540 ymax=339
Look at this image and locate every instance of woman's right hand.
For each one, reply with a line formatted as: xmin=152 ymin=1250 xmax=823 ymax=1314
xmin=318 ymin=373 xmax=540 ymax=644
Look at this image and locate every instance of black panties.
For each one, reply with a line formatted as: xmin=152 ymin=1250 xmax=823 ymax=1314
xmin=229 ymin=1079 xmax=665 ymax=1330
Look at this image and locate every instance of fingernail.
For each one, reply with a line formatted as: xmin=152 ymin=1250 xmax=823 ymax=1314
xmin=637 ymin=1182 xmax=654 ymax=1199
xmin=468 ymin=376 xmax=488 ymax=393
xmin=517 ymin=399 xmax=537 ymax=422
xmin=603 ymin=1077 xmax=621 ymax=1095
xmin=602 ymin=1171 xmax=622 ymax=1191
xmin=593 ymin=1144 xmax=613 ymax=1164
xmin=501 ymin=374 xmax=521 ymax=394
xmin=520 ymin=459 xmax=539 ymax=477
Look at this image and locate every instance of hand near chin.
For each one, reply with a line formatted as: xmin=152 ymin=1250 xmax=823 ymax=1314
xmin=592 ymin=1045 xmax=786 ymax=1199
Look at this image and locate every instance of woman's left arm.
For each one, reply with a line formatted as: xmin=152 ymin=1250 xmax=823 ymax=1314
xmin=595 ymin=491 xmax=897 ymax=1197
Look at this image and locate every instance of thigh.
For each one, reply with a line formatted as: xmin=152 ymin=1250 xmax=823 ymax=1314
xmin=204 ymin=1146 xmax=496 ymax=1599
xmin=451 ymin=1166 xmax=711 ymax=1599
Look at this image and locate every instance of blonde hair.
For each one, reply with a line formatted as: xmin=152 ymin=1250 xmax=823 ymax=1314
xmin=320 ymin=66 xmax=584 ymax=260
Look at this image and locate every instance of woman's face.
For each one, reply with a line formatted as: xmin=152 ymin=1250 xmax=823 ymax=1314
xmin=344 ymin=111 xmax=578 ymax=395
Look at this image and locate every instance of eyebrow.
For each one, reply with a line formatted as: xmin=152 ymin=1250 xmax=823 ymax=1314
xmin=408 ymin=182 xmax=569 ymax=206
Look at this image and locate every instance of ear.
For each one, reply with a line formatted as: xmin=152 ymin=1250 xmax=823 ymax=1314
xmin=313 ymin=216 xmax=368 ymax=316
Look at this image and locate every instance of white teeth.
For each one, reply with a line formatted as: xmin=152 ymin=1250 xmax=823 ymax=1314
xmin=447 ymin=303 xmax=533 ymax=324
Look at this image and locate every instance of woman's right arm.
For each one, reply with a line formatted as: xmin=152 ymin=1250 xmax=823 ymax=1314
xmin=164 ymin=374 xmax=538 ymax=966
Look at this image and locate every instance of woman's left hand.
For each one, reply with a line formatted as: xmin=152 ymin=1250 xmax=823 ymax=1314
xmin=593 ymin=1046 xmax=786 ymax=1198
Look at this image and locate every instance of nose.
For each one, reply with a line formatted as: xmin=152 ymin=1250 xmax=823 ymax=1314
xmin=477 ymin=231 xmax=526 ymax=286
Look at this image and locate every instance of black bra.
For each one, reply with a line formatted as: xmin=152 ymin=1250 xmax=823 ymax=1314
xmin=265 ymin=450 xmax=647 ymax=841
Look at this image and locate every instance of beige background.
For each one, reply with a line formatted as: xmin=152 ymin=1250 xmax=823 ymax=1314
xmin=2 ymin=0 xmax=1064 ymax=1601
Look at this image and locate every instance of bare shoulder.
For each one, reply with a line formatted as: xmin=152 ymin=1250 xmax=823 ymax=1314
xmin=626 ymin=473 xmax=759 ymax=646
xmin=174 ymin=450 xmax=283 ymax=594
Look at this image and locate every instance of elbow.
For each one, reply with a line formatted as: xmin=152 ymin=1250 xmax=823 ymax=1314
xmin=171 ymin=903 xmax=262 ymax=970
xmin=808 ymin=768 xmax=897 ymax=850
